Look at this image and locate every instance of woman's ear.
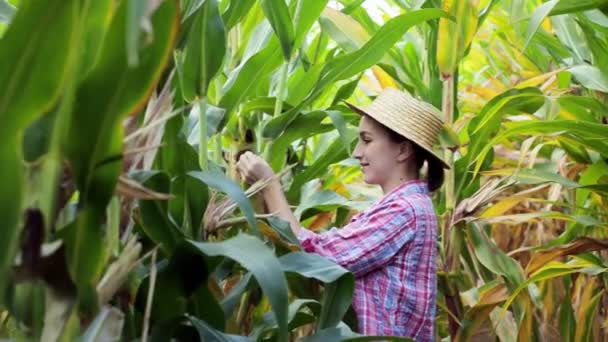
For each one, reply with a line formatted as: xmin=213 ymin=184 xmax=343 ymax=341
xmin=396 ymin=141 xmax=413 ymax=163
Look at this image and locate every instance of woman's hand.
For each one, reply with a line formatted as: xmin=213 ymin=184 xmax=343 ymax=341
xmin=236 ymin=151 xmax=275 ymax=185
xmin=237 ymin=151 xmax=301 ymax=235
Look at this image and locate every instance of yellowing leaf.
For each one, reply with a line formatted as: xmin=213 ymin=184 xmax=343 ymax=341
xmin=371 ymin=65 xmax=397 ymax=89
xmin=515 ymin=68 xmax=565 ymax=89
xmin=479 ymin=196 xmax=525 ymax=218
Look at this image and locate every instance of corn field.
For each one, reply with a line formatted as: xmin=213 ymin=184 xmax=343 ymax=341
xmin=1 ymin=0 xmax=607 ymax=341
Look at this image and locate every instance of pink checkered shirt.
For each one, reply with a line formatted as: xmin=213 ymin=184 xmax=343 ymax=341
xmin=297 ymin=180 xmax=437 ymax=341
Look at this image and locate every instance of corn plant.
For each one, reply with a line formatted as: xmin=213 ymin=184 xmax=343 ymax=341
xmin=1 ymin=0 xmax=608 ymax=341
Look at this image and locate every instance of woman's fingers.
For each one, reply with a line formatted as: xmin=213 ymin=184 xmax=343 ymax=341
xmin=235 ymin=151 xmax=274 ymax=185
xmin=236 ymin=153 xmax=254 ymax=184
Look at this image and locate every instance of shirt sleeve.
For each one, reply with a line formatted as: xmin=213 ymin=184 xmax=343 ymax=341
xmin=296 ymin=199 xmax=416 ymax=277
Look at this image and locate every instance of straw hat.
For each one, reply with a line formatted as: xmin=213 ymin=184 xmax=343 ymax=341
xmin=346 ymin=88 xmax=450 ymax=169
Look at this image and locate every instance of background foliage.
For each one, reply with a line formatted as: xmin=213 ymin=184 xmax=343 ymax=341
xmin=1 ymin=0 xmax=607 ymax=341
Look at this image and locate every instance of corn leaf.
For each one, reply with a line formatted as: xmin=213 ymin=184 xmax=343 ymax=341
xmin=62 ymin=0 xmax=178 ymax=305
xmin=187 ymin=170 xmax=260 ymax=236
xmin=187 ymin=234 xmax=289 ymax=342
xmin=188 ymin=316 xmax=252 ymax=341
xmin=569 ymin=64 xmax=608 ymax=92
xmin=280 ymin=252 xmax=354 ymax=329
xmin=550 ymin=0 xmax=608 ymax=15
xmin=0 ymin=0 xmax=79 ymax=298
xmin=524 ymin=0 xmax=559 ymax=49
xmin=260 ymin=0 xmax=294 ymax=60
xmin=263 ymin=8 xmax=446 ymax=138
xmin=181 ymin=0 xmax=226 ymax=101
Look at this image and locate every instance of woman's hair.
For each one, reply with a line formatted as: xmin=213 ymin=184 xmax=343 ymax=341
xmin=379 ymin=119 xmax=445 ymax=192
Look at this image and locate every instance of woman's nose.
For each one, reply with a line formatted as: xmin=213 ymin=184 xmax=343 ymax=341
xmin=352 ymin=140 xmax=363 ymax=159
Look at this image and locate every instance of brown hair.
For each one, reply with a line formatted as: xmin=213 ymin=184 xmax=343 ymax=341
xmin=376 ymin=118 xmax=445 ymax=192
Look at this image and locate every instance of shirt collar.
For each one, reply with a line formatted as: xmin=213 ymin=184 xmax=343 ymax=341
xmin=384 ymin=179 xmax=428 ymax=199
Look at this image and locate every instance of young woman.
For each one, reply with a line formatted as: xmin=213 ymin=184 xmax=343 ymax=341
xmin=236 ymin=88 xmax=449 ymax=341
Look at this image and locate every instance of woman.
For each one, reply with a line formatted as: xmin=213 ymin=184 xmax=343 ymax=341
xmin=236 ymin=88 xmax=449 ymax=341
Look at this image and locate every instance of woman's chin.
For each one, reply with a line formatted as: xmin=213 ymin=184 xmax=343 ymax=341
xmin=363 ymin=174 xmax=378 ymax=185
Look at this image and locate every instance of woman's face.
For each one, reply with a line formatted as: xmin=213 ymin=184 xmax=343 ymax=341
xmin=352 ymin=116 xmax=410 ymax=185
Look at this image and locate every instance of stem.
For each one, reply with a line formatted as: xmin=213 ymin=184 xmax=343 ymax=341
xmin=214 ymin=77 xmax=223 ymax=165
xmin=198 ymin=97 xmax=208 ymax=170
xmin=215 ymin=134 xmax=222 ymax=165
xmin=273 ymin=62 xmax=289 ymax=117
xmin=142 ymin=249 xmax=157 ymax=342
xmin=441 ymin=73 xmax=461 ymax=339
xmin=235 ymin=290 xmax=251 ymax=332
xmin=256 ymin=111 xmax=263 ymax=154
xmin=442 ymin=76 xmax=455 ymax=211
xmin=313 ymin=32 xmax=325 ymax=65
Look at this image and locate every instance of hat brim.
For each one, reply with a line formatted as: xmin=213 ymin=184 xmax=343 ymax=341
xmin=345 ymin=101 xmax=451 ymax=170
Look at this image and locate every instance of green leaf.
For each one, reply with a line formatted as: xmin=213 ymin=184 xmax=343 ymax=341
xmin=182 ymin=0 xmax=226 ymax=101
xmin=300 ymin=327 xmax=413 ymax=342
xmin=314 ymin=8 xmax=445 ymax=96
xmin=577 ymin=16 xmax=608 ymax=76
xmin=332 ymin=77 xmax=362 ymax=105
xmin=66 ymin=0 xmax=178 ymax=205
xmin=327 ymin=110 xmax=358 ymax=155
xmin=293 ymin=0 xmax=329 ymax=50
xmin=133 ymin=171 xmax=184 ymax=254
xmin=0 ymin=0 xmax=77 ymax=133
xmin=295 ymin=190 xmax=356 ymax=220
xmin=219 ymin=38 xmax=282 ymax=117
xmin=22 ymin=110 xmax=55 ymax=162
xmin=559 ymin=278 xmax=576 ymax=342
xmin=267 ymin=111 xmax=336 ymax=170
xmin=524 ymin=0 xmax=559 ymax=49
xmin=265 ymin=216 xmax=301 ymax=247
xmin=187 ymin=170 xmax=260 ymax=236
xmin=263 ymin=8 xmax=446 ymax=138
xmin=501 ymin=258 xmax=605 ymax=314
xmin=257 ymin=299 xmax=321 ymax=334
xmin=60 ymin=2 xmax=178 ymax=307
xmin=76 ymin=0 xmax=115 ymax=81
xmin=280 ymin=252 xmax=355 ymax=329
xmin=464 ymin=87 xmax=545 ymax=179
xmin=512 ymin=168 xmax=581 ymax=188
xmin=475 ymin=120 xmax=608 ymax=171
xmin=287 ymin=136 xmax=356 ymax=203
xmin=569 ymin=64 xmax=608 ymax=92
xmin=170 ymin=175 xmax=209 ymax=239
xmin=557 ymin=95 xmax=608 ymax=121
xmin=467 ymin=224 xmax=525 ymax=290
xmin=260 ymin=0 xmax=294 ymax=59
xmin=188 ymin=315 xmax=252 ymax=341
xmin=222 ymin=0 xmax=254 ymax=30
xmin=319 ymin=7 xmax=370 ymax=53
xmin=550 ymin=0 xmax=608 ymax=15
xmin=0 ymin=0 xmax=79 ymax=298
xmin=135 ymin=245 xmax=209 ymax=323
xmin=576 ymin=160 xmax=608 ymax=208
xmin=126 ymin=0 xmax=147 ymax=67
xmin=186 ymin=234 xmax=289 ymax=342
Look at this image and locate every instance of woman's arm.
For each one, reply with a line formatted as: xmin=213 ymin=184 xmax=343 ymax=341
xmin=260 ymin=179 xmax=301 ymax=235
xmin=236 ymin=152 xmax=301 ymax=235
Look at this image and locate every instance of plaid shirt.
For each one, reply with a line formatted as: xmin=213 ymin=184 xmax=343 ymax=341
xmin=297 ymin=180 xmax=437 ymax=341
